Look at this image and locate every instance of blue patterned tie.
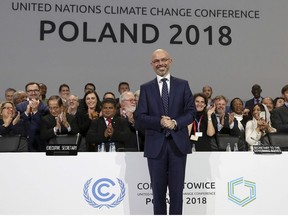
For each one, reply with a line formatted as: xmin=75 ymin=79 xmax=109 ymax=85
xmin=161 ymin=78 xmax=170 ymax=137
xmin=161 ymin=78 xmax=169 ymax=115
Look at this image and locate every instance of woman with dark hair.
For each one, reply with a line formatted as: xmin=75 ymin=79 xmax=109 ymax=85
xmin=76 ymin=90 xmax=101 ymax=151
xmin=230 ymin=97 xmax=251 ymax=131
xmin=245 ymin=103 xmax=276 ymax=151
xmin=187 ymin=93 xmax=216 ymax=151
xmin=229 ymin=97 xmax=252 ymax=151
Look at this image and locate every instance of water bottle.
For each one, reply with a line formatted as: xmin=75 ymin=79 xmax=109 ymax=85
xmin=109 ymin=142 xmax=116 ymax=152
xmin=226 ymin=143 xmax=231 ymax=152
xmin=234 ymin=143 xmax=239 ymax=152
xmin=192 ymin=144 xmax=196 ymax=152
xmin=98 ymin=142 xmax=105 ymax=152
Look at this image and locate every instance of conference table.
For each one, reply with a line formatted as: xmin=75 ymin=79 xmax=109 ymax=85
xmin=0 ymin=152 xmax=287 ymax=215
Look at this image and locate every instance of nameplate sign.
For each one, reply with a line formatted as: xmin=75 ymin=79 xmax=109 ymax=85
xmin=253 ymin=145 xmax=282 ymax=154
xmin=46 ymin=144 xmax=78 ymax=156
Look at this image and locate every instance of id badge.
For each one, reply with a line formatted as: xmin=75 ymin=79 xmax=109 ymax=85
xmin=195 ymin=132 xmax=203 ymax=137
xmin=190 ymin=135 xmax=198 ymax=141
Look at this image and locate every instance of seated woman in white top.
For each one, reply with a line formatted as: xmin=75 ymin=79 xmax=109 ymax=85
xmin=245 ymin=103 xmax=276 ymax=151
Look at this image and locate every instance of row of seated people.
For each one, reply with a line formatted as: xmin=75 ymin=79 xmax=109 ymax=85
xmin=1 ymin=82 xmax=288 ymax=152
xmin=0 ymin=82 xmax=144 ymax=152
xmin=189 ymin=86 xmax=288 ymax=152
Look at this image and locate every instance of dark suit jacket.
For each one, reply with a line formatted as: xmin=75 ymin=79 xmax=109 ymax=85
xmin=16 ymin=100 xmax=49 ymax=151
xmin=86 ymin=115 xmax=130 ymax=150
xmin=0 ymin=119 xmax=24 ymax=136
xmin=122 ymin=115 xmax=145 ymax=151
xmin=271 ymin=105 xmax=288 ymax=132
xmin=40 ymin=113 xmax=79 ymax=142
xmin=245 ymin=97 xmax=263 ymax=111
xmin=135 ymin=76 xmax=196 ymax=158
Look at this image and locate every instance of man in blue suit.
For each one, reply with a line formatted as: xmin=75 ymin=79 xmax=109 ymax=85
xmin=135 ymin=49 xmax=196 ymax=214
xmin=16 ymin=82 xmax=49 ymax=151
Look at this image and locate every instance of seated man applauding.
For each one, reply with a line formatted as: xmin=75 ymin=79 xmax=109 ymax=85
xmin=40 ymin=95 xmax=79 ymax=144
xmin=86 ymin=98 xmax=130 ymax=151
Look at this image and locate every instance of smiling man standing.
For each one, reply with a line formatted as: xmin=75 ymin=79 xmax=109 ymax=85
xmin=135 ymin=49 xmax=196 ymax=215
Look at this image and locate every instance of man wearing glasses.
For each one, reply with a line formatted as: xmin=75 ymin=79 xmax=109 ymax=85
xmin=135 ymin=49 xmax=196 ymax=214
xmin=16 ymin=82 xmax=49 ymax=151
xmin=119 ymin=91 xmax=144 ymax=151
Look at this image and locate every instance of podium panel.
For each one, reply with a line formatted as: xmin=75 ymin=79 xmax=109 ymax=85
xmin=0 ymin=152 xmax=287 ymax=214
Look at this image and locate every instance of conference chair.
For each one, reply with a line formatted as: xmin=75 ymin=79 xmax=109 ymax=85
xmin=216 ymin=134 xmax=240 ymax=151
xmin=0 ymin=135 xmax=22 ymax=152
xmin=48 ymin=133 xmax=81 ymax=145
xmin=267 ymin=133 xmax=288 ymax=151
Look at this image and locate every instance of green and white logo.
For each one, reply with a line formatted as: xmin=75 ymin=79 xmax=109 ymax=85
xmin=228 ymin=177 xmax=256 ymax=207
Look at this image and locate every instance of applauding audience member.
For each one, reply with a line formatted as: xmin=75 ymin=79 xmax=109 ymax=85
xmin=188 ymin=93 xmax=216 ymax=151
xmin=246 ymin=103 xmax=276 ymax=151
xmin=86 ymin=98 xmax=130 ymax=151
xmin=76 ymin=90 xmax=101 ymax=151
xmin=210 ymin=95 xmax=237 ymax=150
xmin=40 ymin=95 xmax=79 ymax=144
xmin=0 ymin=102 xmax=23 ymax=136
xmin=229 ymin=97 xmax=252 ymax=151
xmin=120 ymin=91 xmax=144 ymax=151
xmin=16 ymin=82 xmax=49 ymax=151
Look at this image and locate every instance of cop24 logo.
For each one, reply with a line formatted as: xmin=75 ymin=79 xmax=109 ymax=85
xmin=228 ymin=177 xmax=256 ymax=207
xmin=83 ymin=178 xmax=126 ymax=208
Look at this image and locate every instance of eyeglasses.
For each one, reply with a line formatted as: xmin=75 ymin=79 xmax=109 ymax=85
xmin=68 ymin=99 xmax=78 ymax=102
xmin=123 ymin=99 xmax=137 ymax=103
xmin=27 ymin=89 xmax=39 ymax=93
xmin=152 ymin=58 xmax=170 ymax=64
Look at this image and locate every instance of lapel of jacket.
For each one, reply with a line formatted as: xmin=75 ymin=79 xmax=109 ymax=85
xmin=152 ymin=78 xmax=165 ymax=115
xmin=168 ymin=76 xmax=176 ymax=112
xmin=48 ymin=114 xmax=56 ymax=126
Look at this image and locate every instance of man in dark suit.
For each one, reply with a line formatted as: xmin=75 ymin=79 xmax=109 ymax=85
xmin=245 ymin=84 xmax=263 ymax=112
xmin=135 ymin=49 xmax=196 ymax=215
xmin=271 ymin=84 xmax=288 ymax=132
xmin=86 ymin=98 xmax=130 ymax=151
xmin=40 ymin=95 xmax=79 ymax=144
xmin=16 ymin=82 xmax=49 ymax=151
xmin=119 ymin=91 xmax=145 ymax=151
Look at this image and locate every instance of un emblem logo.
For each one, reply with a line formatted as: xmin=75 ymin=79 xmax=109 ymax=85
xmin=83 ymin=178 xmax=126 ymax=208
xmin=228 ymin=177 xmax=256 ymax=207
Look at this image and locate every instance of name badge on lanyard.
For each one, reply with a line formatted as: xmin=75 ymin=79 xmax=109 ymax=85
xmin=190 ymin=115 xmax=204 ymax=140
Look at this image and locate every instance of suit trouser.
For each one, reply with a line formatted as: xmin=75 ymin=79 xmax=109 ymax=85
xmin=147 ymin=138 xmax=187 ymax=215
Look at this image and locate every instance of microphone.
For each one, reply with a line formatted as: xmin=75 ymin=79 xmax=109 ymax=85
xmin=136 ymin=130 xmax=140 ymax=152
